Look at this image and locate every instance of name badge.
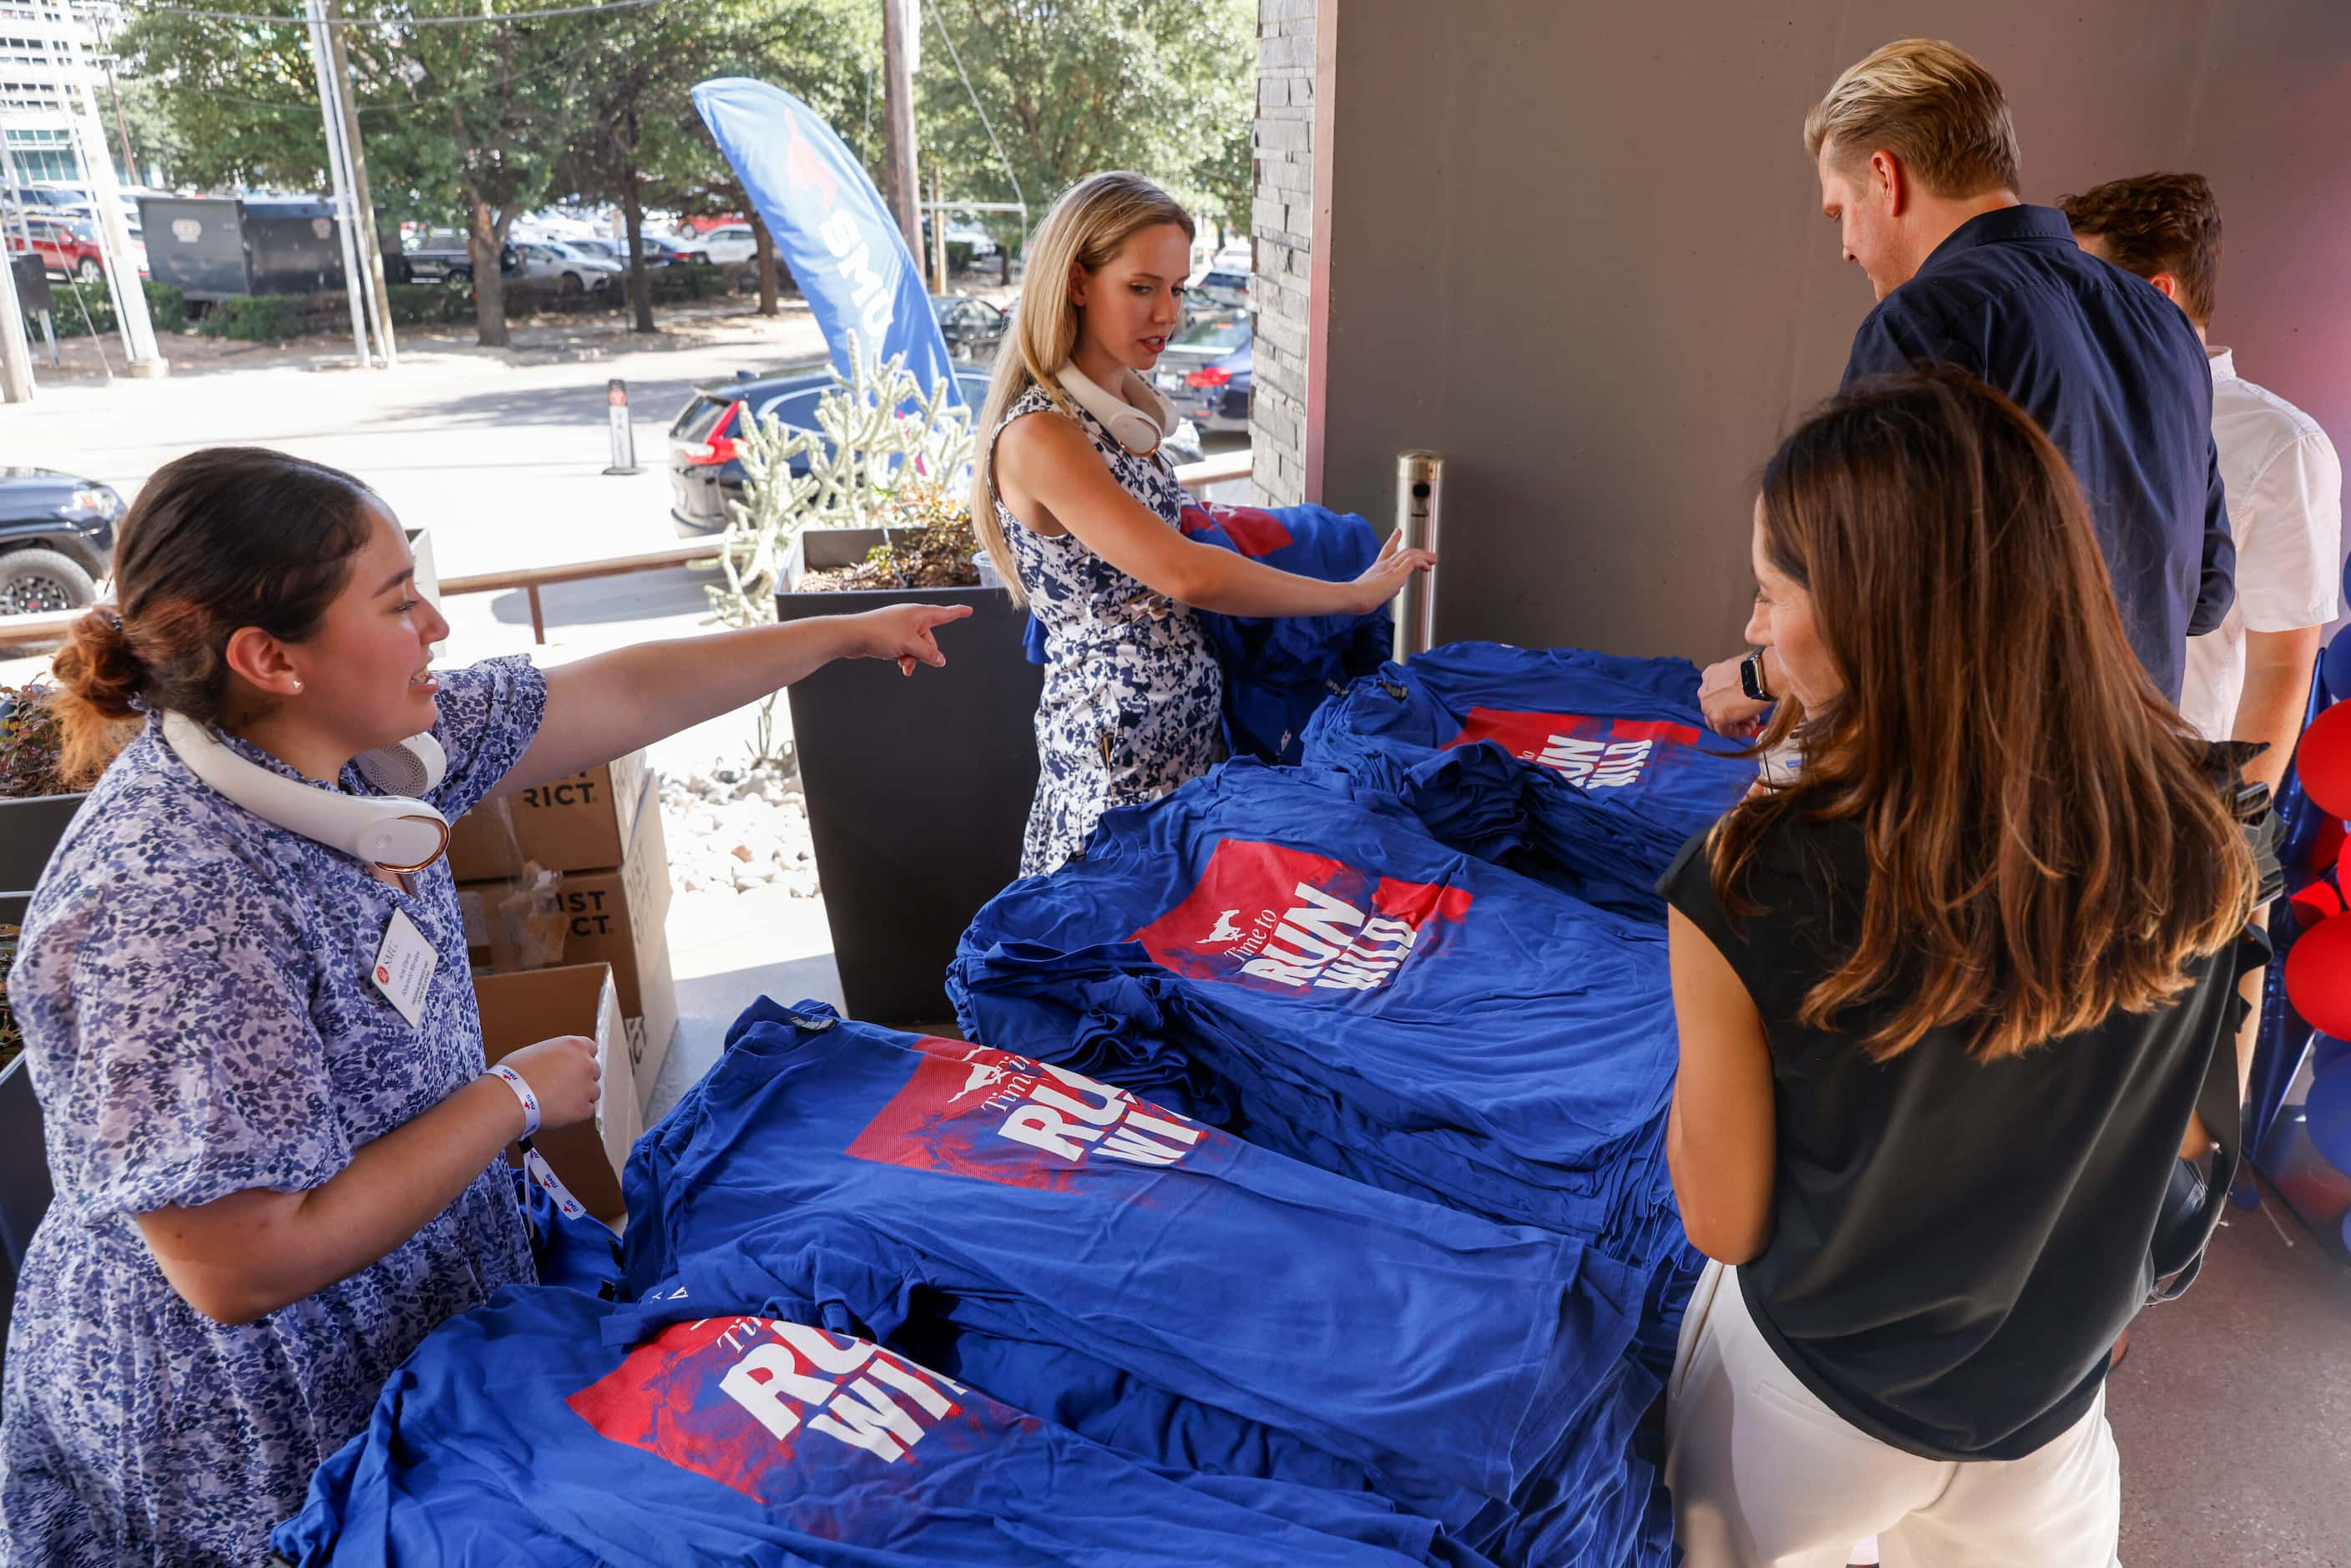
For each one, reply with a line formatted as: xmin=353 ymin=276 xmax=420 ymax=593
xmin=370 ymin=908 xmax=437 ymax=1028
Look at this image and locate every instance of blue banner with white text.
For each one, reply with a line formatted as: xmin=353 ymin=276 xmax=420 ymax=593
xmin=691 ymin=77 xmax=962 ymax=405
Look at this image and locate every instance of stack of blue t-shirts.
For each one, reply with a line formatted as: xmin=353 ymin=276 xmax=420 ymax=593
xmin=1024 ymin=501 xmax=1392 ymax=764
xmin=1302 ymin=641 xmax=1756 ymax=904
xmin=617 ymin=999 xmax=1668 ymax=1568
xmin=949 ymin=761 xmax=1688 ymax=1267
xmin=270 ymin=1284 xmax=1454 ymax=1567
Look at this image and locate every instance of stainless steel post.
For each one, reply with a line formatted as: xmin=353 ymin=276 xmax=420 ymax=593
xmin=1392 ymin=450 xmax=1443 ymax=662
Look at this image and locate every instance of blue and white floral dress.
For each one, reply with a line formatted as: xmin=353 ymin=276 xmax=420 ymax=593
xmin=0 ymin=658 xmax=547 ymax=1566
xmin=993 ymin=384 xmax=1226 ymax=876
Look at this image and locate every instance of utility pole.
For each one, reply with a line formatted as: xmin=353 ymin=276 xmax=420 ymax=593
xmin=58 ymin=5 xmax=163 ymax=376
xmin=929 ymin=169 xmax=947 ymax=292
xmin=301 ymin=0 xmax=372 ymax=368
xmin=326 ymin=13 xmax=397 ymax=367
xmin=878 ymin=0 xmax=921 ymax=255
xmin=99 ymin=54 xmax=136 ymax=183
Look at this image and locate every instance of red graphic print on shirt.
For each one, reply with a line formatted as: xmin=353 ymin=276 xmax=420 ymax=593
xmin=1130 ymin=838 xmax=1473 ymax=995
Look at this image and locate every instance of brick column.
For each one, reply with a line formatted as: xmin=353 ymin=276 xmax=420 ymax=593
xmin=1250 ymin=0 xmax=1316 ymax=506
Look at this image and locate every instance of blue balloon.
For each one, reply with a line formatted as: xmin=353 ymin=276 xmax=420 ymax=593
xmin=2307 ymin=1058 xmax=2351 ymax=1175
xmin=2316 ymin=1034 xmax=2351 ymax=1076
xmin=2326 ymin=625 xmax=2351 ymax=704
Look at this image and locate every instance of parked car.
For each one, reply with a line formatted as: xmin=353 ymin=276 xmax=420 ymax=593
xmin=571 ymin=235 xmax=700 ymax=267
xmin=932 ymin=295 xmax=1008 ymax=361
xmin=1153 ymin=314 xmax=1252 ymax=433
xmin=514 ymin=239 xmax=621 ymax=294
xmin=0 ymin=468 xmax=122 ymax=615
xmin=5 ymin=215 xmax=145 ymax=284
xmin=1186 ymin=264 xmax=1250 ymax=313
xmin=667 ymin=368 xmax=1000 ymax=536
xmin=668 ymin=368 xmax=1203 ymax=535
xmin=402 ymin=231 xmax=519 ymax=285
xmin=2 ymin=185 xmax=88 ymax=216
xmin=680 ymin=223 xmax=758 ymax=265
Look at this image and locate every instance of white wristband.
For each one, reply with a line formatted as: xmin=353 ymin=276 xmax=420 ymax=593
xmin=486 ymin=1063 xmax=540 ymax=1139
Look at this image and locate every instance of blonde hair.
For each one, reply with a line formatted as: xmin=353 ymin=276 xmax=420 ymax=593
xmin=969 ymin=172 xmax=1195 ymax=605
xmin=1802 ymin=38 xmax=2021 ymax=200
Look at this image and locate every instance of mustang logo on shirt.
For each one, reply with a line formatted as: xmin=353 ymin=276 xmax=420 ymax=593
xmin=844 ymin=1039 xmax=1214 ymax=1190
xmin=1443 ymin=706 xmax=1706 ymax=792
xmin=1131 ymin=838 xmax=1473 ymax=994
xmin=568 ymin=1315 xmax=985 ymax=1503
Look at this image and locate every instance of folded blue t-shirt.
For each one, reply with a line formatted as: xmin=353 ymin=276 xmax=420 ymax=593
xmin=271 ymin=1284 xmax=1443 ymax=1566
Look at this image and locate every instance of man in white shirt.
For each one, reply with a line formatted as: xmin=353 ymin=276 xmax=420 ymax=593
xmin=2062 ymin=172 xmax=2343 ymax=794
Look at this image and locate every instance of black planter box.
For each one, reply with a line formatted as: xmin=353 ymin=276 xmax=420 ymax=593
xmin=0 ymin=792 xmax=86 ymax=909
xmin=778 ymin=528 xmax=1042 ymax=1024
xmin=0 ymin=794 xmax=73 ymax=1372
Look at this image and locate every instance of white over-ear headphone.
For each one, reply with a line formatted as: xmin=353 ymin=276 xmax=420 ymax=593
xmin=161 ymin=712 xmax=453 ymax=874
xmin=1055 ymin=363 xmax=1178 ymax=458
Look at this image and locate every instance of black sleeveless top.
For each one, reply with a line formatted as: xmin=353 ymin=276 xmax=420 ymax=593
xmin=1659 ymin=814 xmax=2242 ymax=1459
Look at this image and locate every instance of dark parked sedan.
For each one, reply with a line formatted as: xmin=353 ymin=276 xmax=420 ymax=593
xmin=668 ymin=368 xmax=996 ymax=535
xmin=1152 ymin=315 xmax=1252 ymax=433
xmin=932 ymin=295 xmax=1009 ymax=362
xmin=0 ymin=467 xmax=122 ymax=615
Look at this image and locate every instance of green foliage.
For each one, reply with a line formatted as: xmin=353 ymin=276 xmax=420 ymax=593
xmin=24 ymin=281 xmax=112 ymax=341
xmin=143 ymin=280 xmax=189 ymax=333
xmin=917 ymin=0 xmax=1256 ymax=230
xmin=706 ymin=336 xmax=977 ymax=625
xmin=198 ymin=294 xmax=306 ymax=342
xmin=22 ymin=279 xmax=189 ymax=341
xmin=385 ymin=281 xmax=473 ymax=326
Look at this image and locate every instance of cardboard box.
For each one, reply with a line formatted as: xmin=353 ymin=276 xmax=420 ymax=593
xmin=472 ymin=963 xmax=642 ymax=1222
xmin=447 ymin=750 xmax=650 ymax=881
xmin=459 ymin=781 xmax=679 ymax=1111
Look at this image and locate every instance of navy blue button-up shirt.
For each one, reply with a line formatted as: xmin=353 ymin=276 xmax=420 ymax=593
xmin=1842 ymin=204 xmax=2232 ymax=702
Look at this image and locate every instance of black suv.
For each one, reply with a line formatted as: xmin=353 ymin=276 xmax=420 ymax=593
xmin=0 ymin=468 xmax=122 ymax=615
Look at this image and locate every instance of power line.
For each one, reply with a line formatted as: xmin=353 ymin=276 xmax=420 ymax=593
xmin=116 ymin=0 xmax=666 ymax=25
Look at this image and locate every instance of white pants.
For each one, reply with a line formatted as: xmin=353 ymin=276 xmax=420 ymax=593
xmin=1664 ymin=1262 xmax=2122 ymax=1568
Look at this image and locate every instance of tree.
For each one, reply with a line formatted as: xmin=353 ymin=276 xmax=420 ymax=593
xmin=554 ymin=0 xmax=872 ymax=335
xmin=115 ymin=0 xmax=613 ymax=346
xmin=915 ymin=0 xmax=1255 ymax=245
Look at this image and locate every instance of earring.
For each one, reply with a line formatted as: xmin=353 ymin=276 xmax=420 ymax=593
xmin=290 ymin=679 xmax=305 ymax=694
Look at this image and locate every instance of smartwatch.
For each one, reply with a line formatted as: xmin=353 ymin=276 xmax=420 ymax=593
xmin=1738 ymin=650 xmax=1774 ymax=703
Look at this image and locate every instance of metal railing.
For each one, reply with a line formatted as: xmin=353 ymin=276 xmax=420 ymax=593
xmin=0 ymin=448 xmax=1257 ymax=653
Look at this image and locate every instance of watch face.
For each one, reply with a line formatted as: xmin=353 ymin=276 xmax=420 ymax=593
xmin=1739 ymin=655 xmax=1767 ymax=702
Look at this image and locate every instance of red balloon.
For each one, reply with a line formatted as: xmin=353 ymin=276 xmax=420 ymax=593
xmin=2293 ymin=879 xmax=2347 ymax=931
xmin=2298 ymin=703 xmax=2351 ymax=820
xmin=2285 ymin=912 xmax=2351 ymax=1039
xmin=2318 ymin=817 xmax=2350 ymax=878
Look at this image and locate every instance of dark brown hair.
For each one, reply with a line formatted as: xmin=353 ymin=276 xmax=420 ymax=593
xmin=1803 ymin=38 xmax=2022 ymax=200
xmin=2056 ymin=172 xmax=2222 ymax=327
xmin=1714 ymin=370 xmax=2255 ymax=1061
xmin=48 ymin=447 xmax=379 ymax=786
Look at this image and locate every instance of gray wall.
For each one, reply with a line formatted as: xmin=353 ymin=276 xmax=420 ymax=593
xmin=1311 ymin=1 xmax=2351 ymax=656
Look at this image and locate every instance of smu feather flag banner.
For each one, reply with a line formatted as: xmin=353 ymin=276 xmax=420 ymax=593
xmin=691 ymin=77 xmax=963 ymax=405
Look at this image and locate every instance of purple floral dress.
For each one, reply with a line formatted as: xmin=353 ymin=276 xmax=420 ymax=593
xmin=0 ymin=658 xmax=547 ymax=1566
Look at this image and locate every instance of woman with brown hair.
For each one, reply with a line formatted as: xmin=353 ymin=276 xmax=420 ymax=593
xmin=1659 ymin=370 xmax=2261 ymax=1565
xmin=0 ymin=447 xmax=968 ymax=1565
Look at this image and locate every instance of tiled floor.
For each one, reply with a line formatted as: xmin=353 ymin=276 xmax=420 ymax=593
xmin=2107 ymin=1186 xmax=2351 ymax=1566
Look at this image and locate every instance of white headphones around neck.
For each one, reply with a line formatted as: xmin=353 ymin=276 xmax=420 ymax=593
xmin=161 ymin=711 xmax=453 ymax=874
xmin=1055 ymin=363 xmax=1178 ymax=458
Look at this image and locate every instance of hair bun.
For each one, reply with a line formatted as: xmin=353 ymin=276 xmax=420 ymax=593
xmin=52 ymin=605 xmax=147 ymax=721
